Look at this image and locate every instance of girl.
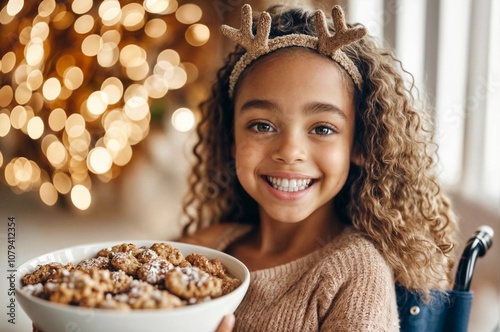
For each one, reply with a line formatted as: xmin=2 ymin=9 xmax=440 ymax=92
xmin=182 ymin=4 xmax=458 ymax=331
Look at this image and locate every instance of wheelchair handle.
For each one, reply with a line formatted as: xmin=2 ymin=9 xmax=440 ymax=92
xmin=453 ymin=225 xmax=494 ymax=291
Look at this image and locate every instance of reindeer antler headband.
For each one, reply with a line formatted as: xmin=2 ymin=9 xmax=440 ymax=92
xmin=221 ymin=4 xmax=367 ymax=97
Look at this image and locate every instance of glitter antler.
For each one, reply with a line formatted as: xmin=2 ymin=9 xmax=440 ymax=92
xmin=220 ymin=4 xmax=271 ymax=59
xmin=315 ymin=5 xmax=367 ymax=56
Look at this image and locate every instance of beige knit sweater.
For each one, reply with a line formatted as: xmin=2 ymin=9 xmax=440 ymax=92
xmin=187 ymin=224 xmax=400 ymax=331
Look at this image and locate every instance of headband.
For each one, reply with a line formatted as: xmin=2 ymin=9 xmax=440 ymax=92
xmin=220 ymin=4 xmax=367 ymax=98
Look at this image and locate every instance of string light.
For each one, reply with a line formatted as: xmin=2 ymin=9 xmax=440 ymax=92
xmin=171 ymin=107 xmax=195 ymax=132
xmin=0 ymin=0 xmax=209 ymax=210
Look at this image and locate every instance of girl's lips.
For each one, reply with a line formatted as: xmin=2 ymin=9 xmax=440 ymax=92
xmin=265 ymin=176 xmax=313 ymax=192
xmin=261 ymin=175 xmax=317 ymax=201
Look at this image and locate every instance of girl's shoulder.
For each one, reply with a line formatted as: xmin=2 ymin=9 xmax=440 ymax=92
xmin=319 ymin=227 xmax=393 ymax=278
xmin=180 ymin=222 xmax=252 ymax=251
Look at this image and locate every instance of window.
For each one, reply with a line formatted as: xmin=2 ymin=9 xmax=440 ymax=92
xmin=348 ymin=0 xmax=499 ymax=209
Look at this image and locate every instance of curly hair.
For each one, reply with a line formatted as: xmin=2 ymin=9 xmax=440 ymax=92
xmin=181 ymin=5 xmax=458 ymax=297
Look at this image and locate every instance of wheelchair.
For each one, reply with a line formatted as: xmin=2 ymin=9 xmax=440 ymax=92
xmin=397 ymin=225 xmax=496 ymax=332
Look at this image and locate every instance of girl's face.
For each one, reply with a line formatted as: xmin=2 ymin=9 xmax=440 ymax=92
xmin=233 ymin=49 xmax=358 ymax=225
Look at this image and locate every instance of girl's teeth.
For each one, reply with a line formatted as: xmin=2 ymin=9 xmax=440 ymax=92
xmin=267 ymin=177 xmax=312 ymax=192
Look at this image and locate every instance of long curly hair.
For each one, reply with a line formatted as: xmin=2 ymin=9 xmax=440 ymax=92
xmin=182 ymin=5 xmax=458 ymax=296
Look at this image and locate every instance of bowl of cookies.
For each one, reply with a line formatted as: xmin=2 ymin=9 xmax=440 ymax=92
xmin=16 ymin=240 xmax=250 ymax=332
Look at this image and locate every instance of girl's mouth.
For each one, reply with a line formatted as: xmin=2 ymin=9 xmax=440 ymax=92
xmin=265 ymin=176 xmax=313 ymax=192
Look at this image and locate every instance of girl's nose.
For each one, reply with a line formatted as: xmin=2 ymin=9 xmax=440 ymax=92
xmin=271 ymin=131 xmax=307 ymax=164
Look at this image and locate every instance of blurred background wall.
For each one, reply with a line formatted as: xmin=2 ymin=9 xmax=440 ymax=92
xmin=0 ymin=0 xmax=498 ymax=331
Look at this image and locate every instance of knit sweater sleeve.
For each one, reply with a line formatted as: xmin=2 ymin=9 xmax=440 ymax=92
xmin=319 ymin=234 xmax=399 ymax=331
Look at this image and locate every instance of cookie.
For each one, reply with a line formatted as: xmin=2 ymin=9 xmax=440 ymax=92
xmin=97 ymin=243 xmax=139 ymax=259
xmin=111 ymin=252 xmax=142 ymax=276
xmin=149 ymin=243 xmax=186 ymax=266
xmin=164 ymin=266 xmax=223 ymax=300
xmin=21 ymin=262 xmax=75 ymax=285
xmin=77 ymin=256 xmax=111 ymax=272
xmin=137 ymin=258 xmax=174 ymax=284
xmin=135 ymin=248 xmax=159 ymax=264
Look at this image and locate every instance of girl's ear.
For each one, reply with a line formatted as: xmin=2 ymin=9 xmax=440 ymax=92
xmin=351 ymin=144 xmax=363 ymax=166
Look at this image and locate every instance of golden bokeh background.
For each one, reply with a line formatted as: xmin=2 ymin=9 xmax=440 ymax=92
xmin=0 ymin=0 xmax=216 ymax=210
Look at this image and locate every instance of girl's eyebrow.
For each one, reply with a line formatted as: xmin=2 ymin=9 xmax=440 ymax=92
xmin=304 ymin=102 xmax=347 ymax=119
xmin=238 ymin=99 xmax=277 ymax=114
xmin=238 ymin=99 xmax=347 ymax=120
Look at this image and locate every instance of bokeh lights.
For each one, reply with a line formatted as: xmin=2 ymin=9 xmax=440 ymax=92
xmin=0 ymin=0 xmax=206 ymax=209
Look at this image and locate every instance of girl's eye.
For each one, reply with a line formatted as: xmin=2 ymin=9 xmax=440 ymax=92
xmin=312 ymin=125 xmax=336 ymax=135
xmin=249 ymin=122 xmax=274 ymax=133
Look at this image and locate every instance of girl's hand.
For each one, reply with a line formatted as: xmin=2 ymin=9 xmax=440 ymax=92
xmin=215 ymin=314 xmax=235 ymax=332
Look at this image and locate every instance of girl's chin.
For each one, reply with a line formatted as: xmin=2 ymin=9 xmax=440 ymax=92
xmin=261 ymin=211 xmax=310 ymax=224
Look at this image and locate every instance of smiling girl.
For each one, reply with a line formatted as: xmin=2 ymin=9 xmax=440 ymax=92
xmin=182 ymin=4 xmax=458 ymax=331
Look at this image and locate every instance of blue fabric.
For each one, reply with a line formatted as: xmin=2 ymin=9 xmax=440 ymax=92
xmin=396 ymin=284 xmax=474 ymax=332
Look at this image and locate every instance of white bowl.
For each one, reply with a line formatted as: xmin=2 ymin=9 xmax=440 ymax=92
xmin=16 ymin=240 xmax=250 ymax=332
